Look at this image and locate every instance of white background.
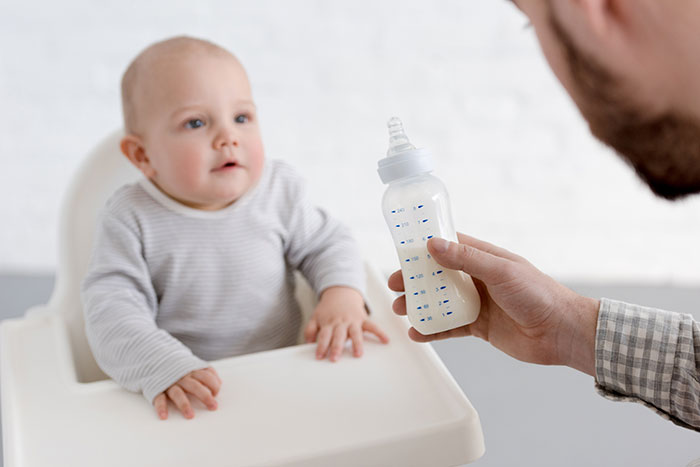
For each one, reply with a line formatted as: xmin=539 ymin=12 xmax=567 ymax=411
xmin=2 ymin=0 xmax=700 ymax=282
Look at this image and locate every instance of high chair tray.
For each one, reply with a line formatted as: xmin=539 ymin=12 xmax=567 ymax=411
xmin=1 ymin=268 xmax=484 ymax=466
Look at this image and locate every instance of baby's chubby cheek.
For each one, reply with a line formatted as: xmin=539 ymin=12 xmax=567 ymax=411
xmin=247 ymin=145 xmax=266 ymax=180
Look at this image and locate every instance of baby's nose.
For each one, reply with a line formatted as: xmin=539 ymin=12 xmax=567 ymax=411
xmin=214 ymin=128 xmax=239 ymax=149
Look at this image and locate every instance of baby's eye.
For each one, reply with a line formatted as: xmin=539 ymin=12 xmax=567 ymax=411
xmin=185 ymin=118 xmax=205 ymax=129
xmin=234 ymin=114 xmax=249 ymax=124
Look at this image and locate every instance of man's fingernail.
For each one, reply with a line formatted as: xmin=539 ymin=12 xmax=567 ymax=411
xmin=431 ymin=238 xmax=449 ymax=253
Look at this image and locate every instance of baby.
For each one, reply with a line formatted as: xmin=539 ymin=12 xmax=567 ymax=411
xmin=82 ymin=36 xmax=388 ymax=420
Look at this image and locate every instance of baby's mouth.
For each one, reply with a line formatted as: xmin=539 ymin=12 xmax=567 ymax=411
xmin=214 ymin=160 xmax=240 ymax=171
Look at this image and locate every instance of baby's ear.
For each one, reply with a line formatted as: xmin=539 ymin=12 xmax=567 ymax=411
xmin=120 ymin=134 xmax=155 ymax=178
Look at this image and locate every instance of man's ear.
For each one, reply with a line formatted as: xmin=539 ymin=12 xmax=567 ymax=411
xmin=120 ymin=134 xmax=155 ymax=178
xmin=553 ymin=0 xmax=637 ymax=64
xmin=572 ymin=0 xmax=614 ymax=36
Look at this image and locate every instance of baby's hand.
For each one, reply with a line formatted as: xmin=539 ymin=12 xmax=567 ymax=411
xmin=153 ymin=367 xmax=222 ymax=420
xmin=304 ymin=286 xmax=389 ymax=362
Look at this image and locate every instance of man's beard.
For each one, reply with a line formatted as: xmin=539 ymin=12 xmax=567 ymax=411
xmin=549 ymin=11 xmax=700 ymax=200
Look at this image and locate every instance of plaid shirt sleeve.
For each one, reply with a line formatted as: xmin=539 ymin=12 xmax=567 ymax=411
xmin=594 ymin=298 xmax=700 ymax=431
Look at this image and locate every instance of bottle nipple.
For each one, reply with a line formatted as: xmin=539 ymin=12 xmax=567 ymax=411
xmin=387 ymin=117 xmax=416 ymax=157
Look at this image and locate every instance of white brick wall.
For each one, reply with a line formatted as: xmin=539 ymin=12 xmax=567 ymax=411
xmin=2 ymin=0 xmax=700 ymax=283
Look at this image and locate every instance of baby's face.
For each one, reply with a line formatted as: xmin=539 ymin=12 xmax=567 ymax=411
xmin=133 ymin=53 xmax=264 ymax=210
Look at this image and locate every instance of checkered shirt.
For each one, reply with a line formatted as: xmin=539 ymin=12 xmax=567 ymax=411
xmin=595 ymin=298 xmax=700 ymax=432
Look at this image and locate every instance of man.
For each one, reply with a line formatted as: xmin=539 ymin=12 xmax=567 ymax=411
xmin=389 ymin=0 xmax=700 ymax=431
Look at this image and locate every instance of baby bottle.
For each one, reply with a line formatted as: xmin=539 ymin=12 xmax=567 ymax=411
xmin=377 ymin=117 xmax=480 ymax=335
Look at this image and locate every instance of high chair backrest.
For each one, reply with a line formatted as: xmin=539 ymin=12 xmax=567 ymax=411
xmin=48 ymin=130 xmax=139 ymax=382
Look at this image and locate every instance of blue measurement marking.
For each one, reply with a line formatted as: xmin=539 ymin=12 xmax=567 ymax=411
xmin=400 ymin=241 xmax=405 ymax=244
xmin=391 ymin=210 xmax=396 ymax=213
xmin=395 ymin=224 xmax=400 ymax=227
xmin=446 ymin=312 xmax=453 ymax=315
xmin=422 ymin=219 xmax=428 ymax=223
xmin=418 ymin=205 xmax=424 ymax=208
xmin=427 ymin=235 xmax=433 ymax=239
xmin=420 ymin=318 xmax=425 ymax=322
xmin=413 ymin=292 xmax=418 ymax=295
xmin=409 ymin=276 xmax=415 ymax=280
xmin=440 ymin=286 xmax=446 ymax=290
xmin=437 ymin=270 xmax=443 ymax=274
xmin=443 ymin=300 xmax=450 ymax=304
xmin=427 ymin=316 xmax=432 ymax=321
xmin=405 ymin=258 xmax=410 ymax=262
xmin=417 ymin=306 xmax=422 ymax=310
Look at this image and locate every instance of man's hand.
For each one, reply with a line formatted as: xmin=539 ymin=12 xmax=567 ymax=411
xmin=304 ymin=286 xmax=389 ymax=361
xmin=388 ymin=233 xmax=600 ymax=376
xmin=153 ymin=367 xmax=222 ymax=420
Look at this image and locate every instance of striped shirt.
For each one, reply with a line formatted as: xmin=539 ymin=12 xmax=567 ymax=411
xmin=595 ymin=298 xmax=700 ymax=431
xmin=82 ymin=160 xmax=365 ymax=403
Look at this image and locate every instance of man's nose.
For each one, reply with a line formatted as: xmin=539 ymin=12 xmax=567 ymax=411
xmin=213 ymin=125 xmax=239 ymax=149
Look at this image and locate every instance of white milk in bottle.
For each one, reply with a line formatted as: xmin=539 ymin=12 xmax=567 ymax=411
xmin=377 ymin=117 xmax=480 ymax=335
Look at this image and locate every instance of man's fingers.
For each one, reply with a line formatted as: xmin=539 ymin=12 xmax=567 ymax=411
xmin=167 ymin=385 xmax=194 ymax=419
xmin=153 ymin=393 xmax=168 ymax=420
xmin=180 ymin=377 xmax=217 ymax=411
xmin=329 ymin=324 xmax=349 ymax=362
xmin=456 ymin=232 xmax=527 ymax=264
xmin=304 ymin=318 xmax=319 ymax=343
xmin=427 ymin=237 xmax=511 ymax=285
xmin=362 ymin=320 xmax=390 ymax=343
xmin=387 ymin=270 xmax=404 ymax=292
xmin=192 ymin=368 xmax=222 ymax=397
xmin=392 ymin=294 xmax=407 ymax=316
xmin=408 ymin=324 xmax=473 ymax=343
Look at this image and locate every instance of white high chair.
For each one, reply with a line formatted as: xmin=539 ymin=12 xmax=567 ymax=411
xmin=0 ymin=131 xmax=485 ymax=467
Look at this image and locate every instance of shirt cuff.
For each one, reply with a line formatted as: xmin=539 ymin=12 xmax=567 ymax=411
xmin=594 ymin=298 xmax=699 ymax=431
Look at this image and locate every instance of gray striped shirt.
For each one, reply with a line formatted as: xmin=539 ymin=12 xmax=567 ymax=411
xmin=595 ymin=298 xmax=700 ymax=431
xmin=82 ymin=160 xmax=365 ymax=403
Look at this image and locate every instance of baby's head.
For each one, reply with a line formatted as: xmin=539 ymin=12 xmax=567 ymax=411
xmin=120 ymin=36 xmax=264 ymax=211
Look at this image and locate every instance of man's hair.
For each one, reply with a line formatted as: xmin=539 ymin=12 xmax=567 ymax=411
xmin=121 ymin=36 xmax=238 ymax=133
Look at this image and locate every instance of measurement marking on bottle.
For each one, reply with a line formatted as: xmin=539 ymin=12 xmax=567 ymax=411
xmin=446 ymin=312 xmax=453 ymax=315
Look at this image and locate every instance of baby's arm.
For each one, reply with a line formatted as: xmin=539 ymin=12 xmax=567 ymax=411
xmin=279 ymin=164 xmax=389 ymax=359
xmin=82 ymin=211 xmax=214 ymax=415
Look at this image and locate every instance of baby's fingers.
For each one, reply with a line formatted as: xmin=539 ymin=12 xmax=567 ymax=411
xmin=167 ymin=385 xmax=194 ymax=419
xmin=329 ymin=324 xmax=349 ymax=362
xmin=315 ymin=326 xmax=333 ymax=360
xmin=304 ymin=318 xmax=319 ymax=343
xmin=349 ymin=324 xmax=364 ymax=358
xmin=153 ymin=393 xmax=168 ymax=420
xmin=192 ymin=368 xmax=222 ymax=397
xmin=181 ymin=377 xmax=218 ymax=411
xmin=363 ymin=320 xmax=390 ymax=343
